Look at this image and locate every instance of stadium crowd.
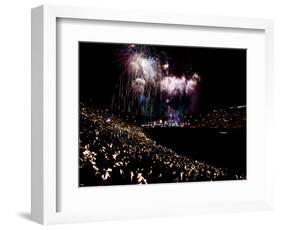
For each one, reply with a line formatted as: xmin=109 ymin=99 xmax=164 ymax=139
xmin=141 ymin=107 xmax=246 ymax=129
xmin=79 ymin=105 xmax=245 ymax=186
xmin=187 ymin=107 xmax=246 ymax=129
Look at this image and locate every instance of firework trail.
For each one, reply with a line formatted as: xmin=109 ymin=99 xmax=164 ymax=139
xmin=112 ymin=44 xmax=201 ymax=121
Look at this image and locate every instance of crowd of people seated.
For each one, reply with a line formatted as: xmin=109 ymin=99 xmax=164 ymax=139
xmin=183 ymin=108 xmax=246 ymax=129
xmin=140 ymin=107 xmax=246 ymax=129
xmin=79 ymin=105 xmax=245 ymax=186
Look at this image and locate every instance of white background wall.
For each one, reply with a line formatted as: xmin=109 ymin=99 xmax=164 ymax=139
xmin=0 ymin=0 xmax=280 ymax=229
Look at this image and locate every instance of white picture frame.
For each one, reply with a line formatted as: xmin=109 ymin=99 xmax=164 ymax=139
xmin=31 ymin=5 xmax=274 ymax=225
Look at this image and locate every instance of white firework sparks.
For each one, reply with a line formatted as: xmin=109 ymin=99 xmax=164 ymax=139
xmin=131 ymin=78 xmax=146 ymax=95
xmin=130 ymin=55 xmax=159 ymax=82
xmin=160 ymin=74 xmax=200 ymax=97
xmin=185 ymin=73 xmax=201 ymax=94
xmin=160 ymin=76 xmax=186 ymax=96
xmin=162 ymin=63 xmax=169 ymax=70
xmin=112 ymin=44 xmax=202 ymax=118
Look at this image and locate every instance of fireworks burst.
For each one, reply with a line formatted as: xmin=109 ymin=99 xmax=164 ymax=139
xmin=112 ymin=44 xmax=201 ymax=121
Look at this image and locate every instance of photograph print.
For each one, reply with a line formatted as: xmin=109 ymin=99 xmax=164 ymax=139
xmin=79 ymin=42 xmax=246 ymax=187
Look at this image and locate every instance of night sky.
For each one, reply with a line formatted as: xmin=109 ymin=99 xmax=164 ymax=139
xmin=79 ymin=42 xmax=246 ymax=113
